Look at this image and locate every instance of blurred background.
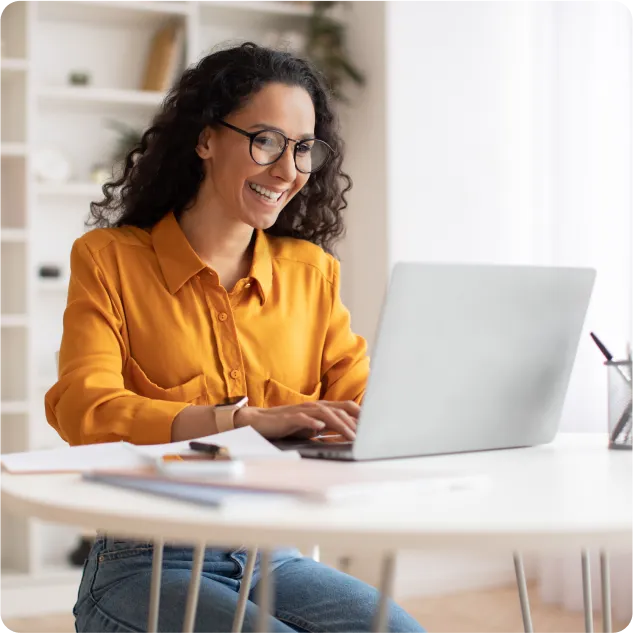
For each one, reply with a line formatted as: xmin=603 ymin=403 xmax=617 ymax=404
xmin=1 ymin=0 xmax=631 ymax=629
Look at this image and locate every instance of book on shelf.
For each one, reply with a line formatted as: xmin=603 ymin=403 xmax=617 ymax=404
xmin=141 ymin=21 xmax=185 ymax=92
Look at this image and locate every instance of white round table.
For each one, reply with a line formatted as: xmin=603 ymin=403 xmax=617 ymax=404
xmin=3 ymin=433 xmax=630 ymax=632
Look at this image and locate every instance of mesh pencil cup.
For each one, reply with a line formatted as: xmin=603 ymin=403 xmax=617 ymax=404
xmin=606 ymin=359 xmax=632 ymax=450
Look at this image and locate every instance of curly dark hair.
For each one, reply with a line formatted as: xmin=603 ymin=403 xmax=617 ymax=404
xmin=88 ymin=42 xmax=352 ymax=254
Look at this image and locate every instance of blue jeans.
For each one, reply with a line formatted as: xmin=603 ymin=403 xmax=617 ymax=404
xmin=74 ymin=536 xmax=424 ymax=632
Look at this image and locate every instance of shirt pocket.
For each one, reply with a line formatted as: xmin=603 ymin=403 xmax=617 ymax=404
xmin=264 ymin=377 xmax=322 ymax=407
xmin=124 ymin=356 xmax=208 ymax=405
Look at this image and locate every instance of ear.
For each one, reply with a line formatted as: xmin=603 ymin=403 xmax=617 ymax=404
xmin=195 ymin=126 xmax=214 ymax=159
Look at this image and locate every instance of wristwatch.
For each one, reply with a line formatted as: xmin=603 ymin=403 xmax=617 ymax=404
xmin=214 ymin=396 xmax=248 ymax=433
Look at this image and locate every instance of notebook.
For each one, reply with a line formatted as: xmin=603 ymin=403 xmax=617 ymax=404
xmin=83 ymin=459 xmax=489 ymax=503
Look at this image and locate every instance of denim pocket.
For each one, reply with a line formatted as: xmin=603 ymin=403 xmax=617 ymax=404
xmin=90 ymin=543 xmax=154 ymax=605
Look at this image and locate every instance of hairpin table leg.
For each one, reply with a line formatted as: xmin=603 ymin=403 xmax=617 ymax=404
xmin=513 ymin=552 xmax=533 ymax=633
xmin=148 ymin=539 xmax=164 ymax=632
xmin=256 ymin=549 xmax=273 ymax=633
xmin=182 ymin=544 xmax=205 ymax=633
xmin=600 ymin=551 xmax=612 ymax=633
xmin=233 ymin=548 xmax=258 ymax=633
xmin=582 ymin=549 xmax=594 ymax=633
xmin=373 ymin=552 xmax=396 ymax=633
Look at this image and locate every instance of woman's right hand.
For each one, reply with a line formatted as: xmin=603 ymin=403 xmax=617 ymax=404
xmin=234 ymin=401 xmax=360 ymax=441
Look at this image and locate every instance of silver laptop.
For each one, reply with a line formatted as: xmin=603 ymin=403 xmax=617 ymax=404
xmin=275 ymin=262 xmax=595 ymax=461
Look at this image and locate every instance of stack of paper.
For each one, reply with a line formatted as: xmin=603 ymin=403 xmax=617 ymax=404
xmin=0 ymin=427 xmax=298 ymax=474
xmin=84 ymin=458 xmax=476 ymax=505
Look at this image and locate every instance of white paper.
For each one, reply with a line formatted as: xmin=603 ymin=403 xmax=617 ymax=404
xmin=1 ymin=427 xmax=298 ymax=474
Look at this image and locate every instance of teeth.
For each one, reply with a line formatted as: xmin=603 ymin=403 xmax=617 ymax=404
xmin=249 ymin=182 xmax=282 ymax=201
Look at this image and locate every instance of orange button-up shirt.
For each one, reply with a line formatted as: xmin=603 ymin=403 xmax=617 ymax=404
xmin=45 ymin=212 xmax=369 ymax=446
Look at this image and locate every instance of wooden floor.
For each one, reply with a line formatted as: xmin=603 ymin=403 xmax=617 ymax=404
xmin=3 ymin=582 xmax=628 ymax=632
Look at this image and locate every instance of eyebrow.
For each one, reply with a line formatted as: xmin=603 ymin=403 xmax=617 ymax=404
xmin=248 ymin=123 xmax=315 ymax=140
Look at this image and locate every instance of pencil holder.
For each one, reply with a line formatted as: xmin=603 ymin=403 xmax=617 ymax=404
xmin=606 ymin=359 xmax=632 ymax=450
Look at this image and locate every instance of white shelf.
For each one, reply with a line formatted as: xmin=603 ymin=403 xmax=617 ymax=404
xmin=0 ymin=143 xmax=28 ymax=157
xmin=36 ymin=181 xmax=103 ymax=197
xmin=39 ymin=565 xmax=84 ymax=582
xmin=38 ymin=0 xmax=191 ymax=23
xmin=37 ymin=86 xmax=166 ymax=108
xmin=1 ymin=229 xmax=28 ymax=242
xmin=1 ymin=58 xmax=30 ymax=73
xmin=1 ymin=401 xmax=29 ymax=414
xmin=202 ymin=1 xmax=312 ymax=17
xmin=2 ymin=564 xmax=83 ymax=587
xmin=1 ymin=315 xmax=29 ymax=328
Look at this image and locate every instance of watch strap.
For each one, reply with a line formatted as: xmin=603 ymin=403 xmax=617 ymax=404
xmin=215 ymin=407 xmax=237 ymax=433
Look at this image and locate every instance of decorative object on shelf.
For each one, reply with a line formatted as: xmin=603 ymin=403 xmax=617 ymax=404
xmin=68 ymin=70 xmax=91 ymax=86
xmin=107 ymin=119 xmax=143 ymax=166
xmin=68 ymin=535 xmax=94 ymax=567
xmin=141 ymin=21 xmax=185 ymax=92
xmin=38 ymin=264 xmax=62 ymax=279
xmin=32 ymin=148 xmax=71 ymax=183
xmin=305 ymin=1 xmax=365 ymax=101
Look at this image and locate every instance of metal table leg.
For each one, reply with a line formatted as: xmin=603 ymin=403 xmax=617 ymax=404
xmin=513 ymin=552 xmax=533 ymax=633
xmin=256 ymin=549 xmax=273 ymax=633
xmin=600 ymin=550 xmax=612 ymax=633
xmin=581 ymin=549 xmax=594 ymax=633
xmin=373 ymin=552 xmax=396 ymax=633
xmin=148 ymin=539 xmax=164 ymax=632
xmin=233 ymin=548 xmax=258 ymax=633
xmin=182 ymin=544 xmax=206 ymax=633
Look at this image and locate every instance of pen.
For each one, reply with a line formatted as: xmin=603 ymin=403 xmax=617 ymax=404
xmin=189 ymin=441 xmax=226 ymax=456
xmin=590 ymin=332 xmax=613 ymax=361
xmin=589 ymin=332 xmax=631 ymax=384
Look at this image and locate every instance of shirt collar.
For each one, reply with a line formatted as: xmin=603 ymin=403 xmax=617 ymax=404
xmin=152 ymin=212 xmax=272 ymax=304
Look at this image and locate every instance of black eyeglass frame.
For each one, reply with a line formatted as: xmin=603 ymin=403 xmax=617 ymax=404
xmin=217 ymin=120 xmax=333 ymax=174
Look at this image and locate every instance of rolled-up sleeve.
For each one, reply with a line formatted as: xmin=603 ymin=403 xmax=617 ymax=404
xmin=45 ymin=239 xmax=191 ymax=446
xmin=320 ymin=258 xmax=370 ymax=404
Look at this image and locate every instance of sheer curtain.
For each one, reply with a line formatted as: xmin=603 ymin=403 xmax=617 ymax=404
xmin=526 ymin=1 xmax=632 ymax=621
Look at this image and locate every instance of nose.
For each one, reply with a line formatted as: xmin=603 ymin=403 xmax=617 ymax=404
xmin=269 ymin=144 xmax=297 ymax=183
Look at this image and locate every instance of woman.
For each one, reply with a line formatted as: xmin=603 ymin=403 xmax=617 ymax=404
xmin=46 ymin=43 xmax=424 ymax=633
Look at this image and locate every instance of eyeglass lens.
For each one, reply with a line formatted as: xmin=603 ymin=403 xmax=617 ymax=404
xmin=251 ymin=130 xmax=329 ymax=173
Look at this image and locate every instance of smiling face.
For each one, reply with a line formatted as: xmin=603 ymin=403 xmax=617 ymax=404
xmin=196 ymin=82 xmax=315 ymax=230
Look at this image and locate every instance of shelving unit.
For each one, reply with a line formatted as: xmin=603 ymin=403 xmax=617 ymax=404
xmin=37 ymin=85 xmax=166 ymax=108
xmin=1 ymin=0 xmax=318 ymax=617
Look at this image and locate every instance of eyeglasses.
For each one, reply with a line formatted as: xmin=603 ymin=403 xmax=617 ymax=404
xmin=217 ymin=120 xmax=333 ymax=174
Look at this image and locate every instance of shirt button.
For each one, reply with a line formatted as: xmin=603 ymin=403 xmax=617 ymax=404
xmin=218 ymin=312 xmax=228 ymax=322
xmin=230 ymin=369 xmax=240 ymax=379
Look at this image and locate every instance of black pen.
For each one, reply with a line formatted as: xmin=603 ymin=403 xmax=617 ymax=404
xmin=590 ymin=332 xmax=631 ymax=384
xmin=590 ymin=332 xmax=613 ymax=361
xmin=189 ymin=441 xmax=225 ymax=456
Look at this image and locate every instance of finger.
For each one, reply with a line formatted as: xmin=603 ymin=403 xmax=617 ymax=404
xmin=326 ymin=406 xmax=358 ymax=436
xmin=288 ymin=412 xmax=326 ymax=436
xmin=302 ymin=403 xmax=356 ymax=440
xmin=322 ymin=400 xmax=361 ymax=419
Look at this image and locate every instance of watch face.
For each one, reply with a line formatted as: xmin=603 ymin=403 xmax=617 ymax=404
xmin=217 ymin=396 xmax=247 ymax=408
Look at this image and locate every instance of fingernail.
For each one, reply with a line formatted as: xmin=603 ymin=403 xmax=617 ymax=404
xmin=317 ymin=422 xmax=326 ymax=429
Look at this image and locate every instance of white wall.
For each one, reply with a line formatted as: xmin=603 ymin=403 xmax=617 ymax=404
xmin=387 ymin=2 xmax=538 ymax=269
xmin=549 ymin=1 xmax=632 ymax=432
xmin=338 ymin=1 xmax=388 ymax=350
xmin=343 ymin=1 xmax=631 ymax=432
